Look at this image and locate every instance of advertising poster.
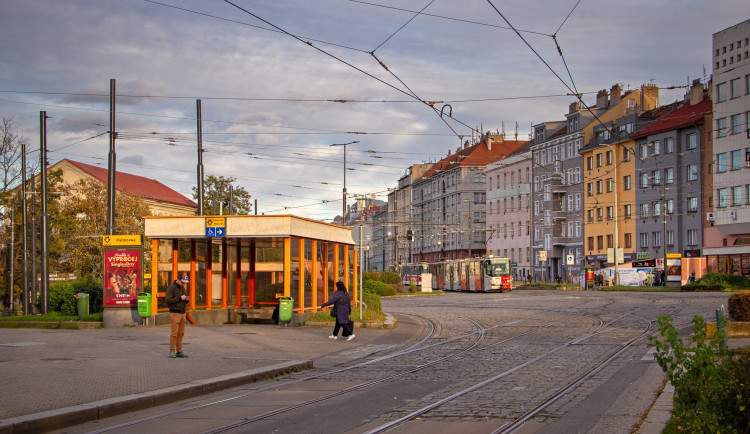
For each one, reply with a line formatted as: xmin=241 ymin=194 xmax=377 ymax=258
xmin=617 ymin=269 xmax=640 ymax=286
xmin=104 ymin=249 xmax=141 ymax=306
xmin=666 ymin=258 xmax=682 ymax=282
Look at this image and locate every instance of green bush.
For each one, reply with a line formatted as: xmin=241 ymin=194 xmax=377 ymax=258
xmin=696 ymin=273 xmax=750 ymax=290
xmin=680 ymin=284 xmax=724 ymax=292
xmin=728 ymin=291 xmax=750 ymax=321
xmin=72 ymin=278 xmax=104 ymax=313
xmin=363 ymin=271 xmax=401 ymax=285
xmin=49 ymin=282 xmax=78 ymax=316
xmin=363 ymin=279 xmax=397 ymax=297
xmin=650 ymin=314 xmax=750 ymax=432
xmin=363 ymin=291 xmax=381 ymax=314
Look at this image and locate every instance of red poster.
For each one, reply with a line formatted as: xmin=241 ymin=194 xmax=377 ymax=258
xmin=104 ymin=249 xmax=141 ymax=306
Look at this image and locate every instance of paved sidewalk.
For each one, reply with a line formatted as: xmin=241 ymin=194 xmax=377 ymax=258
xmin=0 ymin=321 xmax=401 ymax=434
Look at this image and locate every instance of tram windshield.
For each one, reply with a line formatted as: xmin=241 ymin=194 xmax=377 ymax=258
xmin=486 ymin=260 xmax=510 ymax=276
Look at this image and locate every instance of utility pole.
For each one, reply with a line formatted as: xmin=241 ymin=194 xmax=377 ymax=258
xmin=197 ymin=99 xmax=204 ymax=215
xmin=39 ymin=111 xmax=50 ymax=314
xmin=21 ymin=144 xmax=29 ymax=315
xmin=330 ymin=141 xmax=358 ymax=224
xmin=30 ymin=175 xmax=37 ymax=314
xmin=106 ymin=79 xmax=116 ymax=235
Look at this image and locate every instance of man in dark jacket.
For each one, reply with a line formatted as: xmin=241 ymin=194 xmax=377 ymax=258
xmin=166 ymin=272 xmax=190 ymax=358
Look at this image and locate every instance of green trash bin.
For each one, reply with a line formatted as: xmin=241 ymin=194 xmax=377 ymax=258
xmin=278 ymin=296 xmax=294 ymax=323
xmin=76 ymin=293 xmax=89 ymax=317
xmin=137 ymin=293 xmax=152 ymax=318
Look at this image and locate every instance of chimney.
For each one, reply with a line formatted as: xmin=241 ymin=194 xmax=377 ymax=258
xmin=487 ymin=136 xmax=492 ymax=150
xmin=687 ymin=78 xmax=704 ymax=105
xmin=610 ymin=84 xmax=621 ymax=106
xmin=641 ymin=83 xmax=660 ymax=109
xmin=569 ymin=101 xmax=580 ymax=113
xmin=596 ymin=89 xmax=609 ymax=108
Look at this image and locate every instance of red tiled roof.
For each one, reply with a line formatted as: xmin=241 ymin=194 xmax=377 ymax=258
xmin=55 ymin=159 xmax=197 ymax=208
xmin=630 ymin=99 xmax=712 ymax=139
xmin=418 ymin=139 xmax=529 ymax=180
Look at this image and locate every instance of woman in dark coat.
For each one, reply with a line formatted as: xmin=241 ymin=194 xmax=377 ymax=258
xmin=321 ymin=281 xmax=355 ymax=341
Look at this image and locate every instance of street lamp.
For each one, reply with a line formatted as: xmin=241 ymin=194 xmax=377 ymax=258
xmin=330 ymin=141 xmax=359 ymax=223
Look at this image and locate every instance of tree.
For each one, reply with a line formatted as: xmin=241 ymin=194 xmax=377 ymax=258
xmin=192 ymin=175 xmax=252 ymax=215
xmin=55 ymin=178 xmax=152 ymax=280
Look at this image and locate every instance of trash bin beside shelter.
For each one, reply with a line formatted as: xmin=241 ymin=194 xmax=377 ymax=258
xmin=278 ymin=297 xmax=294 ymax=322
xmin=137 ymin=293 xmax=152 ymax=318
xmin=76 ymin=293 xmax=89 ymax=317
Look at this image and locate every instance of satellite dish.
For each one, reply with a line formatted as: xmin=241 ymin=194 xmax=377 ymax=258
xmin=351 ymin=223 xmax=373 ymax=243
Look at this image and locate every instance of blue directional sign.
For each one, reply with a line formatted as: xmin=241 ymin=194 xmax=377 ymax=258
xmin=205 ymin=226 xmax=225 ymax=237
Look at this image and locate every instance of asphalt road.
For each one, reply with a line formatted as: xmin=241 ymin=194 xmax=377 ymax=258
xmin=53 ymin=290 xmax=730 ymax=434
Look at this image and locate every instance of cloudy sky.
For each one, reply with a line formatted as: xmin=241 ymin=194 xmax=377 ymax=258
xmin=0 ymin=0 xmax=746 ymax=220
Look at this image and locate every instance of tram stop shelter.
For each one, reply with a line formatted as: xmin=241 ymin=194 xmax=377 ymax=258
xmin=138 ymin=215 xmax=357 ymax=327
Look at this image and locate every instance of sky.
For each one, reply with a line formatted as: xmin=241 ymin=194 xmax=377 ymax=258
xmin=0 ymin=0 xmax=747 ymax=221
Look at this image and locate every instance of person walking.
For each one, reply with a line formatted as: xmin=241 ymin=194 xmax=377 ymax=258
xmin=166 ymin=272 xmax=190 ymax=358
xmin=321 ymin=281 xmax=355 ymax=341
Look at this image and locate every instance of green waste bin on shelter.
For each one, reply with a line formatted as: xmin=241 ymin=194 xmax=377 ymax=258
xmin=76 ymin=293 xmax=89 ymax=317
xmin=137 ymin=293 xmax=152 ymax=318
xmin=278 ymin=296 xmax=294 ymax=323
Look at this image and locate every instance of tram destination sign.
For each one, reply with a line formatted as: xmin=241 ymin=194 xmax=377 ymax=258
xmin=205 ymin=217 xmax=225 ymax=238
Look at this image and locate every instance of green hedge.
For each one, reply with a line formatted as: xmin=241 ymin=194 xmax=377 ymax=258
xmin=363 ymin=270 xmax=401 ymax=285
xmin=363 ymin=279 xmax=397 ymax=296
xmin=45 ymin=278 xmax=104 ymax=316
xmin=728 ymin=291 xmax=750 ymax=321
xmin=695 ymin=273 xmax=750 ymax=290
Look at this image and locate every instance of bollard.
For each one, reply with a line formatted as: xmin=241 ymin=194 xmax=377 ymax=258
xmin=715 ymin=305 xmax=728 ymax=349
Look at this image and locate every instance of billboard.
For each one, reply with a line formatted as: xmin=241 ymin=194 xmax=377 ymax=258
xmin=104 ymin=249 xmax=142 ymax=307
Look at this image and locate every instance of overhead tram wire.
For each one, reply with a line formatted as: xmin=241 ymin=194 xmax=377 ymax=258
xmin=370 ymin=0 xmax=436 ymax=53
xmin=220 ymin=0 xmax=478 ymax=141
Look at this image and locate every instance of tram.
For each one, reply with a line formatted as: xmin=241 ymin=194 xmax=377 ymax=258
xmin=399 ymin=263 xmax=431 ymax=288
xmin=428 ymin=256 xmax=513 ymax=292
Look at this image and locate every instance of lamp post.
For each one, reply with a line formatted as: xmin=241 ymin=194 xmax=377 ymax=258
xmin=330 ymin=141 xmax=359 ymax=224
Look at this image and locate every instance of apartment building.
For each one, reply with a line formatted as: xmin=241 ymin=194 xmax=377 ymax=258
xmin=629 ymin=82 xmax=711 ymax=278
xmin=411 ymin=135 xmax=526 ymax=263
xmin=487 ymin=142 xmax=533 ymax=278
xmin=532 ymin=84 xmax=659 ymax=282
xmin=386 ymin=164 xmax=432 ymax=269
xmin=707 ymin=19 xmax=750 ymax=276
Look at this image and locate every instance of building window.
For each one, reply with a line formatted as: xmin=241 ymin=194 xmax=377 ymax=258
xmin=653 ymin=202 xmax=662 ymax=217
xmin=731 ymin=149 xmax=742 ymax=170
xmin=652 ymin=141 xmax=661 ymax=155
xmin=717 ymin=153 xmax=727 ymax=172
xmin=606 ymin=178 xmax=613 ymax=193
xmin=597 ymin=235 xmax=603 ymax=250
xmin=640 ymin=233 xmax=649 ymax=248
xmin=687 ymin=164 xmax=698 ymax=181
xmin=587 ymin=156 xmax=593 ymax=171
xmin=665 ymin=137 xmax=674 ymax=153
xmin=687 ymin=133 xmax=697 ymax=150
xmin=624 ymin=148 xmax=631 ymax=161
xmin=596 ymin=153 xmax=603 ymax=167
xmin=588 ymin=209 xmax=594 ymax=223
xmin=731 ymin=77 xmax=742 ymax=98
xmin=597 ymin=180 xmax=603 ymax=194
xmin=624 ymin=204 xmax=632 ymax=219
xmin=606 ymin=206 xmax=613 ymax=220
xmin=687 ymin=229 xmax=698 ymax=246
xmin=687 ymin=197 xmax=698 ymax=213
xmin=718 ymin=188 xmax=728 ymax=207
xmin=665 ymin=167 xmax=674 ymax=184
xmin=640 ymin=143 xmax=649 ymax=159
xmin=717 ymin=118 xmax=728 ymax=138
xmin=666 ymin=199 xmax=674 ymax=214
xmin=625 ymin=233 xmax=632 ymax=249
xmin=607 ymin=234 xmax=613 ymax=249
xmin=587 ymin=182 xmax=593 ymax=196
xmin=733 ymin=186 xmax=743 ymax=205
xmin=575 ymin=193 xmax=581 ymax=210
xmin=667 ymin=230 xmax=674 ymax=246
xmin=640 ymin=173 xmax=650 ymax=188
xmin=652 ymin=170 xmax=661 ymax=185
xmin=606 ymin=150 xmax=613 ymax=165
xmin=588 ymin=236 xmax=594 ymax=251
xmin=640 ymin=203 xmax=649 ymax=218
xmin=731 ymin=114 xmax=743 ymax=135
xmin=653 ymin=231 xmax=661 ymax=247
xmin=624 ymin=175 xmax=631 ymax=190
xmin=597 ymin=207 xmax=603 ymax=221
xmin=716 ymin=82 xmax=727 ymax=102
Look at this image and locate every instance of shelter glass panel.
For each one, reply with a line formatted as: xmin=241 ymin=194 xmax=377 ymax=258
xmin=254 ymin=238 xmax=285 ymax=304
xmin=228 ymin=242 xmax=238 ymax=306
xmin=195 ymin=241 xmax=207 ymax=309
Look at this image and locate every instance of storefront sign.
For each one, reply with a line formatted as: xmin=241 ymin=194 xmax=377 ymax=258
xmin=683 ymin=249 xmax=701 ymax=258
xmin=633 ymin=259 xmax=656 ymax=268
xmin=666 ymin=253 xmax=682 ymax=259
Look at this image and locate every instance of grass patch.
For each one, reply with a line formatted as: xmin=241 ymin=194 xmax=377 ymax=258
xmin=0 ymin=311 xmax=103 ymax=322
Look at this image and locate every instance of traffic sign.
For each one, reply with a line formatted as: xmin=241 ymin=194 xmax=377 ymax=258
xmin=102 ymin=235 xmax=142 ymax=246
xmin=539 ymin=250 xmax=547 ymax=261
xmin=566 ymin=254 xmax=574 ymax=265
xmin=205 ymin=227 xmax=225 ymax=237
xmin=205 ymin=217 xmax=225 ymax=228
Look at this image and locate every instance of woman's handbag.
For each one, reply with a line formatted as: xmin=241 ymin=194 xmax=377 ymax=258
xmin=330 ymin=305 xmax=337 ymax=319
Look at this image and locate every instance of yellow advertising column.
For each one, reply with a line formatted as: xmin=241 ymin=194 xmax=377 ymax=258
xmin=102 ymin=234 xmax=144 ymax=328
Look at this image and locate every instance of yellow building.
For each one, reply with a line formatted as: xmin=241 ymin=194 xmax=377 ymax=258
xmin=581 ymin=85 xmax=659 ymax=270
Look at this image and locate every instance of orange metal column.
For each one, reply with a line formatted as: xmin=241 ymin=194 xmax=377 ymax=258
xmin=333 ymin=243 xmax=339 ymax=286
xmin=172 ymin=240 xmax=178 ymax=282
xmin=249 ymin=239 xmax=256 ymax=306
xmin=311 ymin=239 xmax=318 ymax=310
xmin=206 ymin=240 xmax=213 ymax=310
xmin=323 ymin=242 xmax=329 ymax=303
xmin=283 ymin=237 xmax=291 ymax=297
xmin=151 ymin=238 xmax=158 ymax=315
xmin=343 ymin=244 xmax=349 ymax=291
xmin=222 ymin=238 xmax=228 ymax=309
xmin=298 ymin=237 xmax=304 ymax=313
xmin=235 ymin=240 xmax=242 ymax=308
xmin=190 ymin=240 xmax=196 ymax=310
xmin=352 ymin=247 xmax=358 ymax=307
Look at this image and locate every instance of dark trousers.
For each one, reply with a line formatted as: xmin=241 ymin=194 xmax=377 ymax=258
xmin=332 ymin=320 xmax=353 ymax=337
